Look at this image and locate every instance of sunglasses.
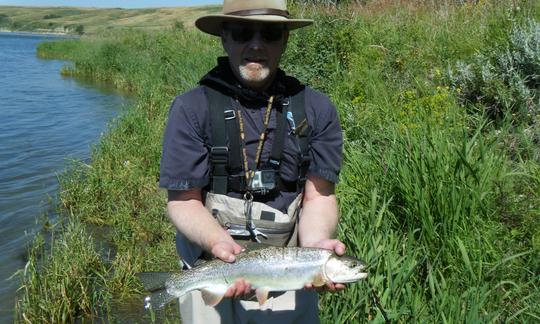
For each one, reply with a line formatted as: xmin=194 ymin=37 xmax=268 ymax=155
xmin=224 ymin=24 xmax=285 ymax=43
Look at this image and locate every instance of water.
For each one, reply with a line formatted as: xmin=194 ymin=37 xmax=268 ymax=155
xmin=0 ymin=32 xmax=126 ymax=322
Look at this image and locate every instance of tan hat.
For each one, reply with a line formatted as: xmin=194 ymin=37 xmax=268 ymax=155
xmin=195 ymin=0 xmax=313 ymax=36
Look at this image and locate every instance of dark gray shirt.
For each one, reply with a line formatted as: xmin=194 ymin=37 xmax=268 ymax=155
xmin=160 ymin=85 xmax=343 ymax=213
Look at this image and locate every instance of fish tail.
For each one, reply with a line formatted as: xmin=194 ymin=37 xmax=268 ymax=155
xmin=137 ymin=272 xmax=177 ymax=309
xmin=143 ymin=288 xmax=177 ymax=310
xmin=137 ymin=272 xmax=172 ymax=292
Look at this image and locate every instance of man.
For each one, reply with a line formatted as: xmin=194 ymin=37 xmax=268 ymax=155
xmin=159 ymin=0 xmax=345 ymax=322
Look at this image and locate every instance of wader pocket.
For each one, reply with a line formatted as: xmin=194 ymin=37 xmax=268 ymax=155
xmin=205 ymin=193 xmax=303 ymax=247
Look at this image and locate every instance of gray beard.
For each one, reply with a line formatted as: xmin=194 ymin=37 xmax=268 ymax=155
xmin=239 ymin=64 xmax=270 ymax=83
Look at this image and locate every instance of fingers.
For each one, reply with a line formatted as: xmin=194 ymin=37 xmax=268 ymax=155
xmin=211 ymin=241 xmax=244 ymax=263
xmin=303 ymin=239 xmax=346 ymax=256
xmin=332 ymin=240 xmax=346 ymax=256
xmin=212 ymin=243 xmax=236 ymax=262
xmin=232 ymin=241 xmax=244 ymax=255
xmin=305 ymin=280 xmax=346 ymax=293
xmin=324 ymin=282 xmax=346 ymax=292
xmin=321 ymin=239 xmax=345 ymax=255
xmin=225 ymin=279 xmax=252 ymax=298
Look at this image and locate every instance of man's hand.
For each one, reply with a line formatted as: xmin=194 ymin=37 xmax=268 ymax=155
xmin=211 ymin=240 xmax=252 ymax=298
xmin=211 ymin=240 xmax=243 ymax=263
xmin=167 ymin=189 xmax=253 ymax=299
xmin=303 ymin=239 xmax=347 ymax=292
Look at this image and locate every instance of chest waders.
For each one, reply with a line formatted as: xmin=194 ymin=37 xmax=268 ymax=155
xmin=205 ymin=86 xmax=310 ymax=247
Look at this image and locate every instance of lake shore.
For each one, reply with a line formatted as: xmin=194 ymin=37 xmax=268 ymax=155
xmin=0 ymin=28 xmax=69 ymax=36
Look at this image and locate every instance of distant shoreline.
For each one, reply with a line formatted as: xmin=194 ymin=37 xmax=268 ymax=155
xmin=0 ymin=29 xmax=71 ymax=37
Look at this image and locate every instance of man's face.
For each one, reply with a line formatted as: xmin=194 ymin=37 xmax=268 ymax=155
xmin=221 ymin=22 xmax=289 ymax=91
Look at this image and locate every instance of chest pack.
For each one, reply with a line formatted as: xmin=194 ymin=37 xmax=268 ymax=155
xmin=204 ymin=86 xmax=311 ymax=195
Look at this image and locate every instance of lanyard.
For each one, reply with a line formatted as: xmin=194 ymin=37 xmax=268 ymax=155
xmin=236 ymin=95 xmax=274 ymax=187
xmin=237 ymin=96 xmax=275 ymax=243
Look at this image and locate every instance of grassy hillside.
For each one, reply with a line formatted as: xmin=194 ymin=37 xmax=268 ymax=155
xmin=0 ymin=5 xmax=221 ymax=34
xmin=15 ymin=0 xmax=540 ymax=323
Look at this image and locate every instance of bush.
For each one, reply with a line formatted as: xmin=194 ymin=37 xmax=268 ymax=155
xmin=447 ymin=19 xmax=540 ymax=124
xmin=43 ymin=14 xmax=62 ymax=19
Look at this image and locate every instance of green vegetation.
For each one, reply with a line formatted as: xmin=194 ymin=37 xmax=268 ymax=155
xmin=0 ymin=5 xmax=220 ymax=34
xmin=17 ymin=0 xmax=540 ymax=322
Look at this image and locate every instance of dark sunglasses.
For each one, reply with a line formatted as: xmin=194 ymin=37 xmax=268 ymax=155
xmin=224 ymin=24 xmax=285 ymax=43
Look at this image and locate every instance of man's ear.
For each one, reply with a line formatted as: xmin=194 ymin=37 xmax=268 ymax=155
xmin=282 ymin=30 xmax=290 ymax=49
xmin=220 ymin=29 xmax=230 ymax=51
xmin=221 ymin=34 xmax=231 ymax=56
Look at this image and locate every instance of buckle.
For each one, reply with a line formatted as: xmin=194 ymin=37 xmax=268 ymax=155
xmin=300 ymin=154 xmax=311 ymax=166
xmin=210 ymin=146 xmax=228 ymax=163
xmin=269 ymin=159 xmax=280 ymax=168
xmin=224 ymin=110 xmax=236 ymax=120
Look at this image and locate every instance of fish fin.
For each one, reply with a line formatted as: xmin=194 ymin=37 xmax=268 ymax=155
xmin=180 ymin=260 xmax=192 ymax=270
xmin=137 ymin=272 xmax=173 ymax=292
xmin=143 ymin=288 xmax=177 ymax=310
xmin=312 ymin=273 xmax=326 ymax=287
xmin=255 ymin=288 xmax=270 ymax=305
xmin=200 ymin=288 xmax=226 ymax=306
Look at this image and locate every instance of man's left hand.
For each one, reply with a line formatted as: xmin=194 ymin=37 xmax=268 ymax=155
xmin=302 ymin=238 xmax=347 ymax=292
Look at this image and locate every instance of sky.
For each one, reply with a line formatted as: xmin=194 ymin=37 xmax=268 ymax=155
xmin=0 ymin=0 xmax=221 ymax=8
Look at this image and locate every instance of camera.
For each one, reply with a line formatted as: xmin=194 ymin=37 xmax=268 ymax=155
xmin=248 ymin=169 xmax=277 ymax=195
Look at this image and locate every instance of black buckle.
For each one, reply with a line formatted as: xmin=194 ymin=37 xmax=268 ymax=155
xmin=300 ymin=154 xmax=311 ymax=166
xmin=211 ymin=146 xmax=228 ymax=163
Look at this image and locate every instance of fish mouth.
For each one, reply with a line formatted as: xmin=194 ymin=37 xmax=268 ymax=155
xmin=324 ymin=255 xmax=368 ymax=283
xmin=334 ymin=272 xmax=369 ymax=283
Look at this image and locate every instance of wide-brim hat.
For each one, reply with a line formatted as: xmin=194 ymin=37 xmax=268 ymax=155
xmin=195 ymin=0 xmax=313 ymax=36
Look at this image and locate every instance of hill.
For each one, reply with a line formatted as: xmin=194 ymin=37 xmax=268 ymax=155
xmin=0 ymin=5 xmax=221 ymax=35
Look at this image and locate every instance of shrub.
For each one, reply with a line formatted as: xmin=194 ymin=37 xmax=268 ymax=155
xmin=447 ymin=19 xmax=540 ymax=124
xmin=43 ymin=13 xmax=62 ymax=19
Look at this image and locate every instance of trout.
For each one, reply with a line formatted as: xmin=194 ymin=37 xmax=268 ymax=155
xmin=137 ymin=246 xmax=367 ymax=309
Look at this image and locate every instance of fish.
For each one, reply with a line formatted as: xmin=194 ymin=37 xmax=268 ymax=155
xmin=137 ymin=246 xmax=368 ymax=309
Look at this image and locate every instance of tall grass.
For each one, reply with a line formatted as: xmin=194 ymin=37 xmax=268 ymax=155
xmin=17 ymin=0 xmax=540 ymax=322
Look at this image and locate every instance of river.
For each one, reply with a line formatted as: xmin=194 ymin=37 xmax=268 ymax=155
xmin=0 ymin=32 xmax=126 ymax=322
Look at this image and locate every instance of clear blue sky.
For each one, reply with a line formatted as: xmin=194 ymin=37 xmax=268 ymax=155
xmin=0 ymin=0 xmax=221 ymax=8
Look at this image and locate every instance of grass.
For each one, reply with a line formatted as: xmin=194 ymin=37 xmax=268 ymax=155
xmin=15 ymin=0 xmax=540 ymax=322
xmin=0 ymin=5 xmax=221 ymax=35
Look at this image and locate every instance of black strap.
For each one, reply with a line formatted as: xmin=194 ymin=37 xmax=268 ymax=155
xmin=205 ymin=86 xmax=310 ymax=194
xmin=206 ymin=87 xmax=242 ymax=194
xmin=269 ymin=100 xmax=287 ymax=169
xmin=289 ymin=91 xmax=311 ymax=189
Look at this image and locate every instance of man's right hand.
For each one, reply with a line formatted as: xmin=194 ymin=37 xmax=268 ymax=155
xmin=210 ymin=240 xmax=243 ymax=262
xmin=167 ymin=189 xmax=252 ymax=298
xmin=210 ymin=240 xmax=252 ymax=298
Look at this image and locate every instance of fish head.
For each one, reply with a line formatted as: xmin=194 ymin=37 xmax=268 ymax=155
xmin=324 ymin=255 xmax=368 ymax=283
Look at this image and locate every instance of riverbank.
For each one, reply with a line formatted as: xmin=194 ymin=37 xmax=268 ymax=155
xmin=0 ymin=28 xmax=68 ymax=35
xmin=15 ymin=1 xmax=540 ymax=322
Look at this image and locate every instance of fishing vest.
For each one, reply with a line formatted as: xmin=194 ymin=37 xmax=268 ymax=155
xmin=204 ymin=86 xmax=311 ymax=247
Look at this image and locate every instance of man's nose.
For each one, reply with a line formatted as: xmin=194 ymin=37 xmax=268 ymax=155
xmin=247 ymin=31 xmax=264 ymax=49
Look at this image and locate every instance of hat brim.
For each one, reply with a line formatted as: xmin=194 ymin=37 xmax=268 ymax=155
xmin=195 ymin=14 xmax=313 ymax=36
